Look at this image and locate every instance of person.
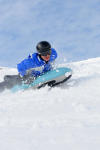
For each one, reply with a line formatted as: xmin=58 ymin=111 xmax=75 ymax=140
xmin=0 ymin=41 xmax=57 ymax=92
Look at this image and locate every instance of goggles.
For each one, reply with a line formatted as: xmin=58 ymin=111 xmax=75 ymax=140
xmin=40 ymin=49 xmax=51 ymax=56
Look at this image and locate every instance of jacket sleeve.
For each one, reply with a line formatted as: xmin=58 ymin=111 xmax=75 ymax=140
xmin=50 ymin=48 xmax=57 ymax=61
xmin=53 ymin=49 xmax=57 ymax=59
xmin=17 ymin=60 xmax=27 ymax=77
xmin=17 ymin=55 xmax=35 ymax=77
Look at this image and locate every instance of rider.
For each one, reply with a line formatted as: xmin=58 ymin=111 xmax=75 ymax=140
xmin=0 ymin=41 xmax=57 ymax=92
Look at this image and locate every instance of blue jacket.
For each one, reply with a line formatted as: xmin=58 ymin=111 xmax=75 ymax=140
xmin=17 ymin=48 xmax=57 ymax=77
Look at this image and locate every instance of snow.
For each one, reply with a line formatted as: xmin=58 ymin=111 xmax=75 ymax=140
xmin=0 ymin=57 xmax=100 ymax=150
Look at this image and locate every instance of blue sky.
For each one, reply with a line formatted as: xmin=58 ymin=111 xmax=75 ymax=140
xmin=0 ymin=0 xmax=100 ymax=67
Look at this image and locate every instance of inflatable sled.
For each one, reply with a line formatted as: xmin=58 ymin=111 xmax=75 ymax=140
xmin=11 ymin=67 xmax=72 ymax=92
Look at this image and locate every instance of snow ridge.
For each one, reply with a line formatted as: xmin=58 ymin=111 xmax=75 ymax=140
xmin=0 ymin=57 xmax=100 ymax=150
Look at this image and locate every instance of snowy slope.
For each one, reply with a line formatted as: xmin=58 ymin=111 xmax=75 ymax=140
xmin=0 ymin=57 xmax=100 ymax=150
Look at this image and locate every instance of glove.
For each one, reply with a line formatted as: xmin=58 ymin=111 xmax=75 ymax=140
xmin=21 ymin=74 xmax=35 ymax=84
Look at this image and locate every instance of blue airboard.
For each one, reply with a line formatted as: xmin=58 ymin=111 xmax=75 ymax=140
xmin=11 ymin=67 xmax=72 ymax=92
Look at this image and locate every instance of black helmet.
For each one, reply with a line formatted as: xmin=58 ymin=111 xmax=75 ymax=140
xmin=36 ymin=41 xmax=51 ymax=56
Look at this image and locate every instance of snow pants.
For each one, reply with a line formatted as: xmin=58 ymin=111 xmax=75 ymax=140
xmin=0 ymin=75 xmax=22 ymax=92
xmin=0 ymin=74 xmax=35 ymax=92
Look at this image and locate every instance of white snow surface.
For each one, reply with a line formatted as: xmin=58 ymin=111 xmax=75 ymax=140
xmin=0 ymin=57 xmax=100 ymax=150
